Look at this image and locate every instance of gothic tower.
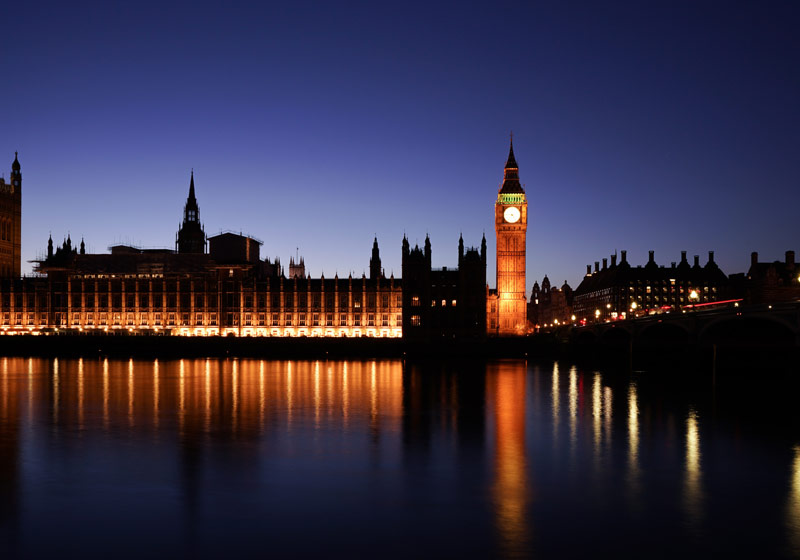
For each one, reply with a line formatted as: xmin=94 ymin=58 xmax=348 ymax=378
xmin=0 ymin=153 xmax=22 ymax=277
xmin=369 ymin=237 xmax=382 ymax=279
xmin=495 ymin=138 xmax=527 ymax=334
xmin=176 ymin=171 xmax=206 ymax=254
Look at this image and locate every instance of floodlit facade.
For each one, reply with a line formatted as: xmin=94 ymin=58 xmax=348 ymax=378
xmin=5 ymin=172 xmax=402 ymax=337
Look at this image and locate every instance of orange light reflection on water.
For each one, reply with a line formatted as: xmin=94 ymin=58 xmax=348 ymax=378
xmin=488 ymin=361 xmax=530 ymax=557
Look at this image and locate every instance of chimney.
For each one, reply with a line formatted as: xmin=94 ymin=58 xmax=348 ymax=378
xmin=694 ymin=255 xmax=700 ymax=267
xmin=586 ymin=264 xmax=591 ymax=276
xmin=681 ymin=250 xmax=687 ymax=263
xmin=671 ymin=262 xmax=676 ymax=268
xmin=648 ymin=250 xmax=654 ymax=264
xmin=602 ymin=258 xmax=607 ymax=270
xmin=751 ymin=251 xmax=758 ymax=267
xmin=708 ymin=251 xmax=715 ymax=264
xmin=621 ymin=250 xmax=627 ymax=264
xmin=786 ymin=250 xmax=795 ymax=267
xmin=611 ymin=254 xmax=617 ymax=267
xmin=594 ymin=261 xmax=599 ymax=273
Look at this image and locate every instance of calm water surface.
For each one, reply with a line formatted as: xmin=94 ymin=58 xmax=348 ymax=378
xmin=0 ymin=357 xmax=799 ymax=558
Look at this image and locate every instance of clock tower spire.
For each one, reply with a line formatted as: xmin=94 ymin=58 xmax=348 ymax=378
xmin=494 ymin=136 xmax=528 ymax=334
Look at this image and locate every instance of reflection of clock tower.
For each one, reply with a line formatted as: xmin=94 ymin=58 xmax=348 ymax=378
xmin=495 ymin=139 xmax=527 ymax=335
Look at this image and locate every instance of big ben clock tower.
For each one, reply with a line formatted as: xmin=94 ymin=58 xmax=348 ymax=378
xmin=495 ymin=138 xmax=527 ymax=335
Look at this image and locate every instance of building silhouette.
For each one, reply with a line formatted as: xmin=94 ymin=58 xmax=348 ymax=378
xmin=16 ymin=171 xmax=401 ymax=337
xmin=176 ymin=171 xmax=206 ymax=254
xmin=0 ymin=143 xmax=531 ymax=338
xmin=401 ymin=234 xmax=487 ymax=339
xmin=528 ymin=276 xmax=573 ymax=328
xmin=0 ymin=153 xmax=21 ymax=278
xmin=572 ymin=250 xmax=728 ymax=321
xmin=741 ymin=251 xmax=799 ymax=304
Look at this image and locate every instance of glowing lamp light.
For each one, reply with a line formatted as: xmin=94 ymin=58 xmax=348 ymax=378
xmin=570 ymin=315 xmax=576 ymax=322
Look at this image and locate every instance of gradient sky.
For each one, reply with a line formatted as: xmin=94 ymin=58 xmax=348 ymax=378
xmin=3 ymin=1 xmax=799 ymax=292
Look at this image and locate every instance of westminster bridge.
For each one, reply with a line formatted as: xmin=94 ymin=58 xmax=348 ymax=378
xmin=569 ymin=301 xmax=800 ymax=349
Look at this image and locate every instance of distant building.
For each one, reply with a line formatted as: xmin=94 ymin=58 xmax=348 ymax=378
xmin=0 ymin=153 xmax=21 ymax=277
xmin=402 ymin=234 xmax=487 ymax=339
xmin=743 ymin=251 xmax=800 ymax=304
xmin=528 ymin=276 xmax=573 ymax=328
xmin=572 ymin=250 xmax=728 ymax=321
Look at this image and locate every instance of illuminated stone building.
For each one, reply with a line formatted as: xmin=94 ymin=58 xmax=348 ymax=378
xmin=402 ymin=234 xmax=487 ymax=339
xmin=488 ymin=139 xmax=528 ymax=335
xmin=0 ymin=153 xmax=22 ymax=278
xmin=528 ymin=276 xmax=573 ymax=329
xmin=0 ymin=173 xmax=401 ymax=337
xmin=572 ymin=250 xmax=728 ymax=322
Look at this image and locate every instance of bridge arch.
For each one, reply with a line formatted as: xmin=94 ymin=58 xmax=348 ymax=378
xmin=699 ymin=315 xmax=797 ymax=346
xmin=638 ymin=321 xmax=691 ymax=344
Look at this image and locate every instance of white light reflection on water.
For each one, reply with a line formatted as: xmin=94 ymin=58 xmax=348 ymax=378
xmin=592 ymin=373 xmax=602 ymax=466
xmin=786 ymin=446 xmax=800 ymax=555
xmin=551 ymin=363 xmax=560 ymax=447
xmin=568 ymin=366 xmax=577 ymax=459
xmin=627 ymin=382 xmax=641 ymax=506
xmin=683 ymin=409 xmax=703 ymax=529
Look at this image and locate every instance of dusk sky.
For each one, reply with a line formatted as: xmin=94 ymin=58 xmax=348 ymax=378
xmin=3 ymin=1 xmax=798 ymax=291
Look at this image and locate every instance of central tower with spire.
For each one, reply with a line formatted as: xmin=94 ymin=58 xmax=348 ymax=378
xmin=494 ymin=137 xmax=528 ymax=334
xmin=176 ymin=171 xmax=206 ymax=254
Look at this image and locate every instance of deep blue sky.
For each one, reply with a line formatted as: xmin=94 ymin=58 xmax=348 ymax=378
xmin=3 ymin=1 xmax=799 ymax=291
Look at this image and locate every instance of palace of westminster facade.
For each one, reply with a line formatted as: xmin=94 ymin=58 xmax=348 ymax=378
xmin=0 ymin=146 xmax=530 ymax=338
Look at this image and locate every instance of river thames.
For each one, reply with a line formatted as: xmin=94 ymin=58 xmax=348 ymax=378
xmin=0 ymin=357 xmax=799 ymax=558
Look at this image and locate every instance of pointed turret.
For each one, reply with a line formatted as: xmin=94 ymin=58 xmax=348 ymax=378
xmin=184 ymin=171 xmax=199 ymax=224
xmin=499 ymin=136 xmax=524 ymax=194
xmin=370 ymin=236 xmax=382 ymax=280
xmin=47 ymin=234 xmax=53 ymax=259
xmin=177 ymin=170 xmax=206 ymax=254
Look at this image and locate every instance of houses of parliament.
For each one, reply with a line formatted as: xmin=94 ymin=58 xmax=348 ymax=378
xmin=0 ymin=146 xmax=529 ymax=338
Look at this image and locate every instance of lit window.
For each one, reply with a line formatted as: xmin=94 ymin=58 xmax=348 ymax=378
xmin=411 ymin=295 xmax=420 ymax=307
xmin=339 ymin=314 xmax=347 ymax=326
xmin=451 ymin=300 xmax=456 ymax=307
xmin=411 ymin=315 xmax=421 ymax=326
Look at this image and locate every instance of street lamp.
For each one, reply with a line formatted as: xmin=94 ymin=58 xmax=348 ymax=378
xmin=630 ymin=300 xmax=637 ymax=319
xmin=689 ymin=289 xmax=699 ymax=314
xmin=595 ymin=309 xmax=601 ymax=323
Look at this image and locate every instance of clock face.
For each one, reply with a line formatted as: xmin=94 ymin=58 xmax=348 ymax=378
xmin=503 ymin=206 xmax=521 ymax=223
